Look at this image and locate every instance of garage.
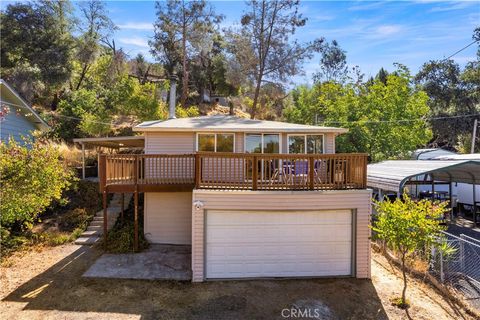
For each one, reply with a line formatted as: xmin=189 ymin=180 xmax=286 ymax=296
xmin=205 ymin=209 xmax=354 ymax=279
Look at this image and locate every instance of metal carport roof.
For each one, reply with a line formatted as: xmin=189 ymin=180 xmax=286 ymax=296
xmin=367 ymin=160 xmax=480 ymax=192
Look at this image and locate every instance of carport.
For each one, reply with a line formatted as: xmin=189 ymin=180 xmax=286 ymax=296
xmin=368 ymin=160 xmax=480 ymax=226
xmin=73 ymin=136 xmax=144 ymax=179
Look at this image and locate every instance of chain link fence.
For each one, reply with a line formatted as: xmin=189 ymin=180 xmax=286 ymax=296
xmin=430 ymin=231 xmax=480 ymax=311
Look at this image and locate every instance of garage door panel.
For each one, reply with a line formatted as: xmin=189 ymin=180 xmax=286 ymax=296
xmin=206 ymin=210 xmax=353 ymax=279
xmin=207 ymin=225 xmax=351 ymax=243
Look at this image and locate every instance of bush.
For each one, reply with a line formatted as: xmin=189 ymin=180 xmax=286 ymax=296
xmin=104 ymin=220 xmax=149 ymax=253
xmin=58 ymin=208 xmax=90 ymax=231
xmin=0 ymin=137 xmax=74 ymax=234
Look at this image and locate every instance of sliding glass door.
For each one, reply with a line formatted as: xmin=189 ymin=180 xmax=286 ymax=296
xmin=245 ymin=134 xmax=280 ymax=180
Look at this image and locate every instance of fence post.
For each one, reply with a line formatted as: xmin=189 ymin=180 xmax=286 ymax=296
xmin=309 ymin=156 xmax=315 ymax=190
xmin=194 ymin=154 xmax=201 ymax=188
xmin=252 ymin=155 xmax=258 ymax=191
xmin=460 ymin=234 xmax=466 ymax=272
xmin=440 ymin=248 xmax=445 ymax=283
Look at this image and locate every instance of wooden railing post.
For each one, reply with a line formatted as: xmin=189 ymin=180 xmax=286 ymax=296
xmin=195 ymin=153 xmax=201 ymax=188
xmin=99 ymin=154 xmax=107 ymax=193
xmin=309 ymin=156 xmax=315 ymax=190
xmin=252 ymin=155 xmax=258 ymax=190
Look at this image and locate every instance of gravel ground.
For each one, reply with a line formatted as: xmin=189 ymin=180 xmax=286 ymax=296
xmin=0 ymin=244 xmax=476 ymax=320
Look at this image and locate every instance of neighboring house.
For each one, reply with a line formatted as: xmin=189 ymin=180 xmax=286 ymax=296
xmin=99 ymin=115 xmax=371 ymax=282
xmin=0 ymin=79 xmax=49 ymax=143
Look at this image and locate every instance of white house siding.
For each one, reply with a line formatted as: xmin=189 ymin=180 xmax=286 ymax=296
xmin=0 ymin=105 xmax=37 ymax=143
xmin=191 ymin=189 xmax=372 ymax=282
xmin=145 ymin=132 xmax=195 ymax=154
xmin=144 ymin=192 xmax=192 ymax=244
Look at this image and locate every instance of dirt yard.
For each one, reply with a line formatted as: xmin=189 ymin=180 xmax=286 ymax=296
xmin=0 ymin=244 xmax=476 ymax=320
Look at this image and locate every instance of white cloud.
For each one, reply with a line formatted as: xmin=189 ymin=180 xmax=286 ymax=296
xmin=374 ymin=24 xmax=403 ymax=37
xmin=117 ymin=22 xmax=154 ymax=31
xmin=429 ymin=1 xmax=476 ymax=12
xmin=118 ymin=36 xmax=149 ymax=48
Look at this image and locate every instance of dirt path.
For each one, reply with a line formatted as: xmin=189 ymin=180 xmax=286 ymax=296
xmin=0 ymin=244 xmax=475 ymax=320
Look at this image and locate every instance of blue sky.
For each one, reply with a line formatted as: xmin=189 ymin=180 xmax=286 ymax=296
xmin=3 ymin=1 xmax=480 ymax=84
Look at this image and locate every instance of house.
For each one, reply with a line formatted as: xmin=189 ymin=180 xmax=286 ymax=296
xmin=98 ymin=115 xmax=371 ymax=282
xmin=0 ymin=79 xmax=49 ymax=143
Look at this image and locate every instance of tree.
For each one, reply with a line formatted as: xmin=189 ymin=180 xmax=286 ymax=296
xmin=150 ymin=0 xmax=223 ymax=106
xmin=0 ymin=1 xmax=74 ymax=104
xmin=0 ymin=138 xmax=73 ymax=233
xmin=227 ymin=0 xmax=323 ymax=119
xmin=73 ymin=0 xmax=116 ymax=91
xmin=373 ymin=195 xmax=447 ymax=307
xmin=284 ymin=65 xmax=432 ymax=161
xmin=313 ymin=40 xmax=348 ymax=84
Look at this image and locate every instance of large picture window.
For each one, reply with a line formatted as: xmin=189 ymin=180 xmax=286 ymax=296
xmin=288 ymin=134 xmax=324 ymax=154
xmin=197 ymin=133 xmax=234 ymax=152
xmin=245 ymin=133 xmax=280 ymax=154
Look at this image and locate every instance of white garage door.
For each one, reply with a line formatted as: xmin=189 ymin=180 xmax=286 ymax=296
xmin=205 ymin=210 xmax=353 ymax=279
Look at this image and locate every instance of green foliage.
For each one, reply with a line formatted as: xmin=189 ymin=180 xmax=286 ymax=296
xmin=284 ymin=65 xmax=432 ymax=161
xmin=373 ymin=195 xmax=448 ymax=305
xmin=0 ymin=138 xmax=74 ymax=230
xmin=1 ymin=1 xmax=74 ymax=102
xmin=373 ymin=196 xmax=447 ymax=253
xmin=104 ymin=220 xmax=149 ymax=253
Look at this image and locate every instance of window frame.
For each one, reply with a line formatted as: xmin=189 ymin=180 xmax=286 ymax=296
xmin=244 ymin=133 xmax=282 ymax=154
xmin=287 ymin=134 xmax=325 ymax=154
xmin=196 ymin=132 xmax=236 ymax=152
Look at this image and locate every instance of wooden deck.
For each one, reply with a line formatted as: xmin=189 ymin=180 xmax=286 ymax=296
xmin=99 ymin=152 xmax=368 ymax=193
xmin=98 ymin=152 xmax=367 ymax=251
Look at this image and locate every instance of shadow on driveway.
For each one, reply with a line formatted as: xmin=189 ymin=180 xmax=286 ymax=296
xmin=3 ymin=245 xmax=388 ymax=320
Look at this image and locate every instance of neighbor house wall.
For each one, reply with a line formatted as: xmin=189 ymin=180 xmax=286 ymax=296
xmin=144 ymin=192 xmax=193 ymax=245
xmin=191 ymin=189 xmax=372 ymax=282
xmin=0 ymin=105 xmax=37 ymax=143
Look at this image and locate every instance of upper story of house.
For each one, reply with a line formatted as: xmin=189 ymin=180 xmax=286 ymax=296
xmin=133 ymin=115 xmax=348 ymax=155
xmin=0 ymin=79 xmax=49 ymax=144
xmin=99 ymin=115 xmax=367 ymax=193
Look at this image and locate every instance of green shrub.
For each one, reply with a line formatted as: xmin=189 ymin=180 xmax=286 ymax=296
xmin=58 ymin=208 xmax=90 ymax=231
xmin=0 ymin=137 xmax=73 ymax=235
xmin=104 ymin=220 xmax=149 ymax=253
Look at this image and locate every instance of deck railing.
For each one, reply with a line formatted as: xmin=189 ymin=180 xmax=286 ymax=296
xmin=99 ymin=152 xmax=367 ymax=192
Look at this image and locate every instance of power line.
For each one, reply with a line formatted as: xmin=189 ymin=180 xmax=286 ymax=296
xmin=1 ymin=101 xmax=140 ymax=128
xmin=320 ymin=113 xmax=480 ymax=125
xmin=442 ymin=39 xmax=479 ymax=61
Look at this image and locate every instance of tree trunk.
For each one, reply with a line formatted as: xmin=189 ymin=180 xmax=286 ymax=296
xmin=180 ymin=4 xmax=188 ymax=107
xmin=51 ymin=92 xmax=59 ymax=111
xmin=251 ymin=77 xmax=262 ymax=119
xmin=401 ymin=251 xmax=408 ymax=305
xmin=76 ymin=64 xmax=89 ymax=91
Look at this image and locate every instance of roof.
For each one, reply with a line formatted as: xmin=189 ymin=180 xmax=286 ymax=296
xmin=73 ymin=136 xmax=144 ymax=149
xmin=367 ymin=160 xmax=480 ymax=192
xmin=133 ymin=115 xmax=348 ymax=134
xmin=0 ymin=79 xmax=49 ymax=131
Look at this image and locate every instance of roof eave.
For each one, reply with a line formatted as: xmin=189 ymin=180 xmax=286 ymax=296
xmin=133 ymin=126 xmax=348 ymax=134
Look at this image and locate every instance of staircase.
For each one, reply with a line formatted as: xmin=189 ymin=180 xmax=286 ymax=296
xmin=75 ymin=193 xmax=132 ymax=245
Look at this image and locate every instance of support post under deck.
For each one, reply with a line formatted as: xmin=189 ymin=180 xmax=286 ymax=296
xmin=134 ymin=190 xmax=139 ymax=252
xmin=103 ymin=190 xmax=108 ymax=249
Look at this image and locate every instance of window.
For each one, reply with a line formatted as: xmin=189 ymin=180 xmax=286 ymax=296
xmin=245 ymin=133 xmax=280 ymax=154
xmin=197 ymin=133 xmax=234 ymax=152
xmin=288 ymin=134 xmax=324 ymax=154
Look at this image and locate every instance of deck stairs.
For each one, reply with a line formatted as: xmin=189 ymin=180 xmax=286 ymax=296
xmin=74 ymin=193 xmax=132 ymax=245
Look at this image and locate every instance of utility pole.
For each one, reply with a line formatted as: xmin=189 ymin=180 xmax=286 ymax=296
xmin=471 ymin=119 xmax=478 ymax=154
